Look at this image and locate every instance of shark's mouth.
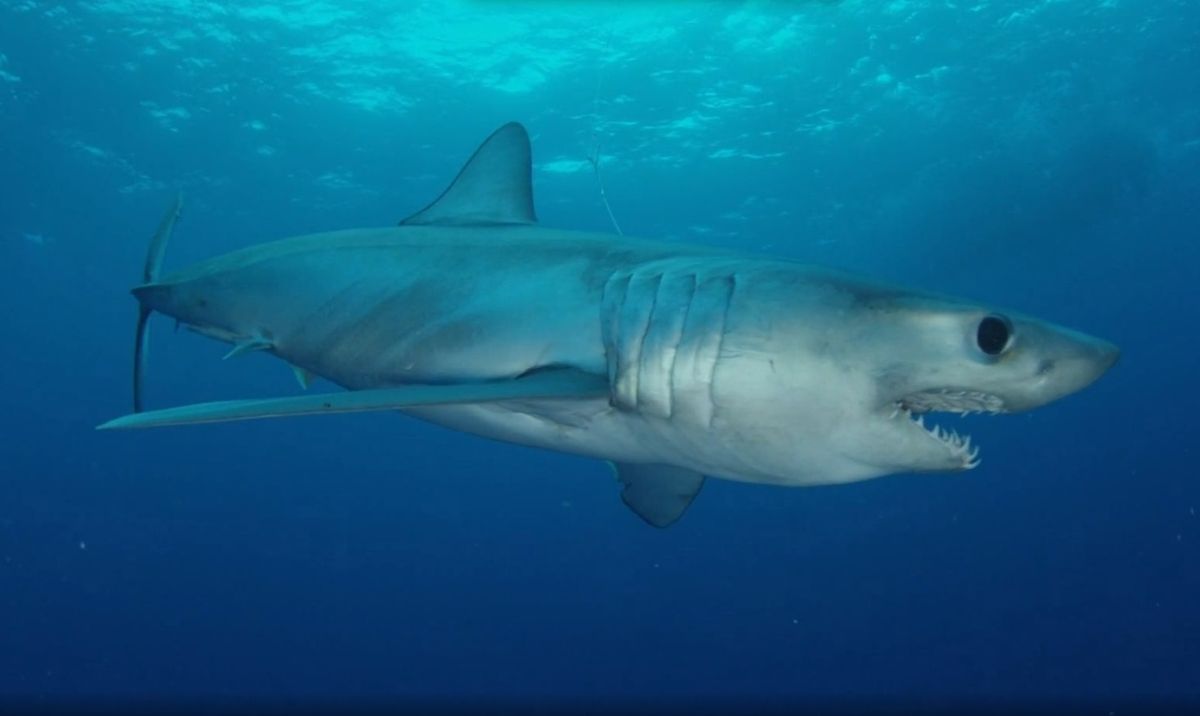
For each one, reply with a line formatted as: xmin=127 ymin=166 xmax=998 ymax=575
xmin=890 ymin=389 xmax=1004 ymax=469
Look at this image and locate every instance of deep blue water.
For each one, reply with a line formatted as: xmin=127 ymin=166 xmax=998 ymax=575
xmin=1 ymin=1 xmax=1197 ymax=712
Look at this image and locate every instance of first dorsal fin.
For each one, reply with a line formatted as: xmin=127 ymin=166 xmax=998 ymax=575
xmin=400 ymin=122 xmax=537 ymax=227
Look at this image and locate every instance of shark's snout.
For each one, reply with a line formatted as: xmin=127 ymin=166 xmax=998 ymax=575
xmin=1007 ymin=327 xmax=1119 ymax=413
xmin=1065 ymin=333 xmax=1120 ymax=390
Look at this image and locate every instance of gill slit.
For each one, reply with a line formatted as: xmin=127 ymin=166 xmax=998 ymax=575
xmin=706 ymin=273 xmax=736 ymax=428
xmin=666 ymin=272 xmax=699 ymax=420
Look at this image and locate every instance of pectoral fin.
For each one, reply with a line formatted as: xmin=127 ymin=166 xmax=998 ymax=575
xmin=98 ymin=368 xmax=607 ymax=431
xmin=612 ymin=462 xmax=706 ymax=528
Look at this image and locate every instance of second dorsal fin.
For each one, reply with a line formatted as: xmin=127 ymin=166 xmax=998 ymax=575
xmin=400 ymin=122 xmax=537 ymax=227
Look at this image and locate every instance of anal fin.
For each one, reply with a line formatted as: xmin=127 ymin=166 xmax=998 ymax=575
xmin=612 ymin=462 xmax=705 ymax=528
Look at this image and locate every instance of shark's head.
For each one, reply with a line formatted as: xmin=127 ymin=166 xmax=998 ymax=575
xmin=713 ymin=268 xmax=1120 ymax=484
xmin=845 ymin=292 xmax=1120 ymax=474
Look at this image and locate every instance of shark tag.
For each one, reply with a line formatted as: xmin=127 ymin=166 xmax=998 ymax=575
xmin=612 ymin=462 xmax=706 ymax=528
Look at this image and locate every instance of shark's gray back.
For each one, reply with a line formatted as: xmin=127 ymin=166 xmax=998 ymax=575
xmin=154 ymin=224 xmax=734 ymax=390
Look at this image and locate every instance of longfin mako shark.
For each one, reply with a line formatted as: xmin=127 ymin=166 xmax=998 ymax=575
xmin=99 ymin=122 xmax=1119 ymax=528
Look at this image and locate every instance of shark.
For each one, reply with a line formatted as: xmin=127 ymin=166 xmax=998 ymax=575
xmin=99 ymin=122 xmax=1119 ymax=527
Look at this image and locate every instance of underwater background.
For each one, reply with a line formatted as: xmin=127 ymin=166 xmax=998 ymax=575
xmin=1 ymin=0 xmax=1197 ymax=711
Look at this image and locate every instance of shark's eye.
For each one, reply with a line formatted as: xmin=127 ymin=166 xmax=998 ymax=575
xmin=977 ymin=315 xmax=1012 ymax=356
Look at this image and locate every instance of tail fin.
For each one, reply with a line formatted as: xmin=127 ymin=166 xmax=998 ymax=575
xmin=133 ymin=193 xmax=183 ymax=412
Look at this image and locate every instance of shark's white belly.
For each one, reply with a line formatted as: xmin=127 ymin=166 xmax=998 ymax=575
xmin=402 ymin=396 xmax=883 ymax=488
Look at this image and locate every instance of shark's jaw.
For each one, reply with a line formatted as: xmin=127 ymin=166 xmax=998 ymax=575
xmin=886 ymin=388 xmax=1005 ymax=470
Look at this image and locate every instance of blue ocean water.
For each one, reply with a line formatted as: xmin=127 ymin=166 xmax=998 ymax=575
xmin=1 ymin=0 xmax=1197 ymax=711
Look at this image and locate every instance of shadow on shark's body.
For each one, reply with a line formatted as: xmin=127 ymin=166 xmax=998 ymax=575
xmin=99 ymin=123 xmax=1119 ymax=528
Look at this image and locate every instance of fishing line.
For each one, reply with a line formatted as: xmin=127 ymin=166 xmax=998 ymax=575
xmin=587 ymin=32 xmax=623 ymax=236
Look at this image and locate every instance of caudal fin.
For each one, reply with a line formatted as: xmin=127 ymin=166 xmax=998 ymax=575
xmin=133 ymin=192 xmax=183 ymax=412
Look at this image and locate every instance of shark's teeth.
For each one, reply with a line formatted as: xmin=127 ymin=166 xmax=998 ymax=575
xmin=900 ymin=389 xmax=1005 ymax=415
xmin=894 ymin=400 xmax=982 ymax=470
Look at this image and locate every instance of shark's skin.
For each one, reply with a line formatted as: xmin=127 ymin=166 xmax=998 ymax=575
xmin=103 ymin=123 xmax=1119 ymax=526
